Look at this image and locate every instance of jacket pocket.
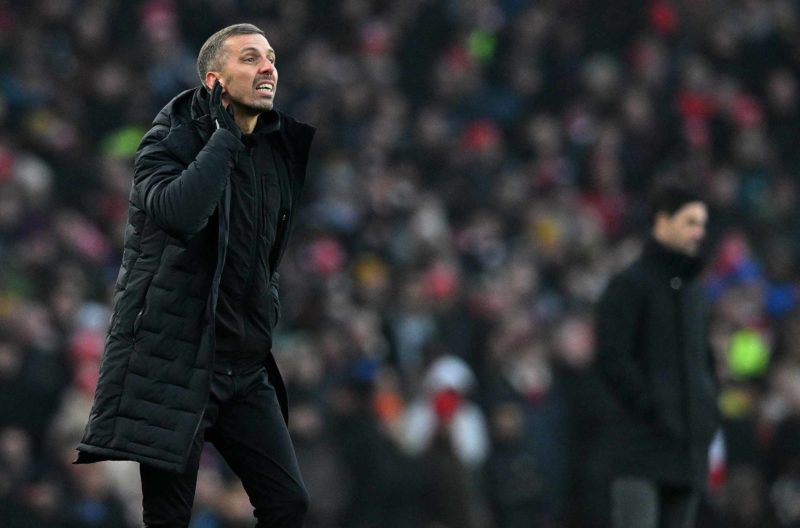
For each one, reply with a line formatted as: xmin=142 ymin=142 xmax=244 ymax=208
xmin=270 ymin=273 xmax=280 ymax=328
xmin=133 ymin=308 xmax=144 ymax=337
xmin=131 ymin=273 xmax=154 ymax=338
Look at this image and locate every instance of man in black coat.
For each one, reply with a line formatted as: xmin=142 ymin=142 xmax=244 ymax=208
xmin=595 ymin=185 xmax=718 ymax=528
xmin=75 ymin=24 xmax=315 ymax=527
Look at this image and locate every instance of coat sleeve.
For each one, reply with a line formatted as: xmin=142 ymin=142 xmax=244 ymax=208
xmin=594 ymin=272 xmax=654 ymax=419
xmin=133 ymin=123 xmax=244 ymax=236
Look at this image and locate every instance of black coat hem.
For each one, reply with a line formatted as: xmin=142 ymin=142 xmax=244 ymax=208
xmin=75 ymin=443 xmax=185 ymax=473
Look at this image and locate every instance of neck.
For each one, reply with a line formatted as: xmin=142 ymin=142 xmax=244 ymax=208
xmin=234 ymin=110 xmax=259 ymax=134
xmin=652 ymin=231 xmax=692 ymax=257
xmin=652 ymin=234 xmax=674 ymax=254
xmin=643 ymin=237 xmax=704 ymax=279
xmin=650 ymin=236 xmax=678 ymax=254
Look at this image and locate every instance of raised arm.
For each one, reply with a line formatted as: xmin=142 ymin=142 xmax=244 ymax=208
xmin=133 ymin=82 xmax=244 ymax=237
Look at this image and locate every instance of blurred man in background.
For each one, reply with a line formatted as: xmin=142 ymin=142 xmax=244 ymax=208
xmin=75 ymin=23 xmax=315 ymax=527
xmin=595 ymin=184 xmax=719 ymax=528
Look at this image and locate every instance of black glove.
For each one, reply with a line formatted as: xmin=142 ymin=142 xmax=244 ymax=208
xmin=210 ymin=80 xmax=242 ymax=141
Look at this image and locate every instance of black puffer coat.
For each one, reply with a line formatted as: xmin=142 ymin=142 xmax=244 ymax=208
xmin=594 ymin=238 xmax=719 ymax=489
xmin=76 ymin=87 xmax=314 ymax=473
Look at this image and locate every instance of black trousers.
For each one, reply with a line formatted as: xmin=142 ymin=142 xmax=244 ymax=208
xmin=611 ymin=477 xmax=700 ymax=528
xmin=140 ymin=366 xmax=308 ymax=527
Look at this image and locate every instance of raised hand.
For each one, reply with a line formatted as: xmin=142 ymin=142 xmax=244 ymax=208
xmin=210 ymin=79 xmax=242 ymax=141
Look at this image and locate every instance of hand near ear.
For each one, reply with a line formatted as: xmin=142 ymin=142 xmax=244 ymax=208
xmin=210 ymin=80 xmax=242 ymax=141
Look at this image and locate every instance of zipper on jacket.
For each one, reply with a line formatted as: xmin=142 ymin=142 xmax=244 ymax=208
xmin=191 ymin=177 xmax=230 ymax=465
xmin=672 ymin=280 xmax=691 ymax=443
xmin=241 ymin=148 xmax=262 ymax=310
xmin=133 ymin=307 xmax=144 ymax=335
xmin=269 ymin=210 xmax=289 ymax=274
xmin=268 ymin=147 xmax=292 ymax=275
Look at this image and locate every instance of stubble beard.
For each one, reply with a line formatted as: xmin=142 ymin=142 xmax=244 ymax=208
xmin=228 ymin=89 xmax=275 ymax=117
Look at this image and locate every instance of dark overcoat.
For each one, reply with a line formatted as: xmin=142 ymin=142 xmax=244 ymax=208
xmin=595 ymin=239 xmax=719 ymax=489
xmin=76 ymin=87 xmax=315 ymax=473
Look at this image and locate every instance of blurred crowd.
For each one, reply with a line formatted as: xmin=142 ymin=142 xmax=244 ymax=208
xmin=1 ymin=0 xmax=800 ymax=527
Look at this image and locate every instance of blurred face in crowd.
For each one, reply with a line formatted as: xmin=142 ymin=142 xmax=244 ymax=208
xmin=205 ymin=33 xmax=278 ymax=115
xmin=653 ymin=201 xmax=708 ymax=256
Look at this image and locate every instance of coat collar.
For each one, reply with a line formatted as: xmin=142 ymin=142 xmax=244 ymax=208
xmin=188 ymin=86 xmax=281 ymax=140
xmin=641 ymin=237 xmax=705 ymax=281
xmin=152 ymin=85 xmax=316 ymax=167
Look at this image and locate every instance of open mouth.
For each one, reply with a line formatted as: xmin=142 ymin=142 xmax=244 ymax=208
xmin=256 ymin=82 xmax=274 ymax=94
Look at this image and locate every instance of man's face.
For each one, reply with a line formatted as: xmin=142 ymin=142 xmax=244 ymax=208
xmin=210 ymin=33 xmax=277 ymax=114
xmin=655 ymin=201 xmax=708 ymax=256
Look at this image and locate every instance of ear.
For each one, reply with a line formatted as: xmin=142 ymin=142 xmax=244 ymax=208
xmin=655 ymin=211 xmax=673 ymax=225
xmin=652 ymin=211 xmax=670 ymax=237
xmin=204 ymin=72 xmax=221 ymax=91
